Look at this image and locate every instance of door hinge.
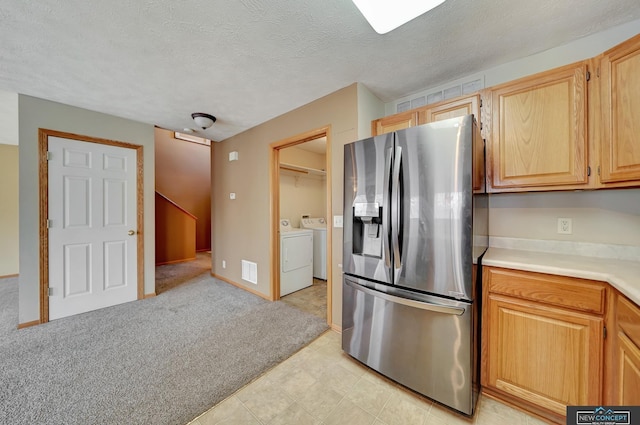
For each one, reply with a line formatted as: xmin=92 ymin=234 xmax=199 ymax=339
xmin=598 ymin=165 xmax=601 ymax=175
xmin=48 ymin=287 xmax=54 ymax=296
xmin=596 ymin=67 xmax=600 ymax=78
xmin=47 ymin=219 xmax=53 ymax=228
xmin=586 ymin=71 xmax=591 ymax=81
xmin=587 ymin=166 xmax=591 ymax=176
xmin=480 ymin=98 xmax=483 ymax=108
xmin=46 ymin=151 xmax=53 ymax=160
xmin=604 ymin=326 xmax=607 ymax=339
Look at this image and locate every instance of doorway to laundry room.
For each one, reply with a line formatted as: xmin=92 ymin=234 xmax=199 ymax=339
xmin=269 ymin=127 xmax=331 ymax=324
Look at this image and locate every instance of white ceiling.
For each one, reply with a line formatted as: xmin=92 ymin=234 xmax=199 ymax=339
xmin=1 ymin=1 xmax=639 ymax=142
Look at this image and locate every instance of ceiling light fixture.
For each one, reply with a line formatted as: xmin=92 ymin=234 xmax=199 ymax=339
xmin=352 ymin=0 xmax=447 ymax=34
xmin=191 ymin=112 xmax=217 ymax=130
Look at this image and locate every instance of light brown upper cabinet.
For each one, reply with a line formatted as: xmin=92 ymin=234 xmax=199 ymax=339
xmin=418 ymin=94 xmax=480 ymax=125
xmin=371 ymin=110 xmax=418 ymax=136
xmin=599 ymin=33 xmax=640 ymax=185
xmin=486 ymin=62 xmax=589 ymax=192
xmin=371 ymin=94 xmax=485 ymax=190
xmin=420 ymin=95 xmax=484 ymax=192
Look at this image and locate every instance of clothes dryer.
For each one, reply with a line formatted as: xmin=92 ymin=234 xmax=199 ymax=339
xmin=300 ymin=216 xmax=327 ymax=280
xmin=280 ymin=219 xmax=313 ymax=296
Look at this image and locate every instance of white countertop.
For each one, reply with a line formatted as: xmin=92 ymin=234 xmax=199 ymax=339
xmin=483 ymin=246 xmax=640 ymax=306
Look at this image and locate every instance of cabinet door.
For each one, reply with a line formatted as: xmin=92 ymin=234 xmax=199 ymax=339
xmin=600 ymin=33 xmax=640 ymax=184
xmin=486 ymin=294 xmax=603 ymax=416
xmin=418 ymin=94 xmax=480 ymax=124
xmin=615 ymin=332 xmax=640 ymax=405
xmin=371 ymin=111 xmax=418 ymax=136
xmin=417 ymin=95 xmax=484 ymax=192
xmin=488 ymin=62 xmax=589 ymax=191
xmin=612 ymin=294 xmax=640 ymax=404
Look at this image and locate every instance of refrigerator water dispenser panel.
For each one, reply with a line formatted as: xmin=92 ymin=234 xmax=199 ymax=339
xmin=352 ymin=202 xmax=382 ymax=258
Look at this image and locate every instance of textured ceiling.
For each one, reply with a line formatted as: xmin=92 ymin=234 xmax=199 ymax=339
xmin=1 ymin=0 xmax=639 ymax=141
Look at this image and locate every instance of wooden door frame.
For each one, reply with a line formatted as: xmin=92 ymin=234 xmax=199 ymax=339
xmin=269 ymin=126 xmax=333 ymax=326
xmin=38 ymin=128 xmax=145 ymax=324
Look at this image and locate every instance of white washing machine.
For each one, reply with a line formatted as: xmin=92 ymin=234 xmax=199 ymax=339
xmin=280 ymin=219 xmax=313 ymax=296
xmin=300 ymin=216 xmax=327 ymax=280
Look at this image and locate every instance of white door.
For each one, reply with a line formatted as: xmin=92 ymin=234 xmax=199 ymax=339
xmin=48 ymin=136 xmax=138 ymax=320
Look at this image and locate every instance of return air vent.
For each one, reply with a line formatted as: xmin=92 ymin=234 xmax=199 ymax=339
xmin=242 ymin=260 xmax=257 ymax=284
xmin=396 ymin=78 xmax=483 ymax=113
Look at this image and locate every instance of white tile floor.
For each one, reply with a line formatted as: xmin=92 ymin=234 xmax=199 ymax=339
xmin=188 ymin=330 xmax=550 ymax=425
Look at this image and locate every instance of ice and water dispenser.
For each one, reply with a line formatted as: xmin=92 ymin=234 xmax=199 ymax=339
xmin=351 ymin=202 xmax=383 ymax=258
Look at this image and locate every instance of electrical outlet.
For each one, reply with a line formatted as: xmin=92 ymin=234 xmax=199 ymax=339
xmin=222 ymin=260 xmax=226 ymax=269
xmin=557 ymin=218 xmax=572 ymax=234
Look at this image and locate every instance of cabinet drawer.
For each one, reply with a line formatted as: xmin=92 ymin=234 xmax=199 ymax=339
xmin=485 ymin=267 xmax=606 ymax=314
xmin=617 ymin=295 xmax=640 ymax=347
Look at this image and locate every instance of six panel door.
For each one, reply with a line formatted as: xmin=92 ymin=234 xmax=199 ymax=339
xmin=48 ymin=137 xmax=138 ymax=320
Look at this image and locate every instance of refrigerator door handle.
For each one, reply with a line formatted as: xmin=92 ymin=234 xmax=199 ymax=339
xmin=345 ymin=279 xmax=465 ymax=316
xmin=391 ymin=146 xmax=402 ymax=270
xmin=382 ymin=147 xmax=393 ymax=268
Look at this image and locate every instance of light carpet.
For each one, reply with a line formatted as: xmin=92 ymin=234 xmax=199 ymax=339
xmin=0 ymin=272 xmax=328 ymax=425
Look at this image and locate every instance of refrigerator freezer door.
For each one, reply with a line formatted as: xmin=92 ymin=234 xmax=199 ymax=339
xmin=342 ymin=276 xmax=477 ymax=415
xmin=394 ymin=115 xmax=474 ymax=300
xmin=343 ymin=133 xmax=394 ymax=285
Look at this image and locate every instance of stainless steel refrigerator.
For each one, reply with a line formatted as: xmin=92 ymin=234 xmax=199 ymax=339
xmin=342 ymin=115 xmax=488 ymax=416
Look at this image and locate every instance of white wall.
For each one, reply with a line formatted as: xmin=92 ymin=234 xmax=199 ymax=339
xmin=18 ymin=95 xmax=155 ymax=325
xmin=357 ymin=83 xmax=385 ymax=139
xmin=490 ymin=190 xmax=640 ymax=246
xmin=0 ymin=90 xmax=18 ymax=145
xmin=385 ymin=19 xmax=640 ymax=116
xmin=381 ymin=21 xmax=640 ymax=248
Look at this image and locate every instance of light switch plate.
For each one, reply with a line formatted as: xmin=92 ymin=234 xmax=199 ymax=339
xmin=333 ymin=215 xmax=343 ymax=228
xmin=229 ymin=192 xmax=236 ymax=200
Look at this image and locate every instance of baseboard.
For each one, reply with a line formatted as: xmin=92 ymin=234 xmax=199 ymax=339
xmin=144 ymin=292 xmax=156 ymax=299
xmin=0 ymin=273 xmax=19 ymax=279
xmin=211 ymin=272 xmax=271 ymax=301
xmin=196 ymin=248 xmax=211 ymax=253
xmin=330 ymin=323 xmax=342 ymax=333
xmin=18 ymin=320 xmax=40 ymax=329
xmin=155 ymin=257 xmax=197 ymax=266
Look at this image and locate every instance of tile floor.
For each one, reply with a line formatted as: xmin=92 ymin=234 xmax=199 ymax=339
xmin=188 ymin=330 xmax=549 ymax=425
xmin=281 ymin=278 xmax=327 ymax=319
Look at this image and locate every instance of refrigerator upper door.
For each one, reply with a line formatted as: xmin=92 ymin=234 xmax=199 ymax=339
xmin=343 ymin=133 xmax=394 ymax=285
xmin=394 ymin=115 xmax=474 ymax=300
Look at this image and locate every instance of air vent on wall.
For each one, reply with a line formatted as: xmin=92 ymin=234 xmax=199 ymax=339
xmin=242 ymin=260 xmax=257 ymax=284
xmin=396 ymin=78 xmax=483 ymax=113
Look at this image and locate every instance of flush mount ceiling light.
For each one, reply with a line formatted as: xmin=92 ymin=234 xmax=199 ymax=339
xmin=191 ymin=112 xmax=217 ymax=130
xmin=352 ymin=0 xmax=447 ymax=34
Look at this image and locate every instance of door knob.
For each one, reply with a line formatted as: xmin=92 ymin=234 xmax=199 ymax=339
xmin=128 ymin=230 xmax=136 ymax=236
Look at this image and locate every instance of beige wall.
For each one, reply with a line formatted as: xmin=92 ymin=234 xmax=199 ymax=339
xmin=0 ymin=144 xmax=19 ymax=276
xmin=280 ymin=145 xmax=325 ymax=170
xmin=155 ymin=127 xmax=211 ymax=251
xmin=279 ymin=146 xmax=326 ymax=228
xmin=18 ymin=95 xmax=155 ymax=325
xmin=212 ymin=83 xmax=361 ymax=327
xmin=280 ymin=174 xmax=326 ymax=229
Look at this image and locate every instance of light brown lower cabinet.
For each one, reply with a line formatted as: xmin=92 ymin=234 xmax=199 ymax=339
xmin=610 ymin=293 xmax=640 ymax=405
xmin=482 ymin=267 xmax=606 ymax=423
